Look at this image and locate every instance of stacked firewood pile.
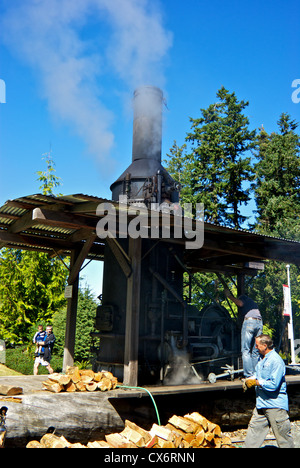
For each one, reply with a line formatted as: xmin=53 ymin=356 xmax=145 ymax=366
xmin=26 ymin=412 xmax=234 ymax=448
xmin=42 ymin=367 xmax=118 ymax=393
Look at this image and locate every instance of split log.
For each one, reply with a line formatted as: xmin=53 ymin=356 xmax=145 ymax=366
xmin=87 ymin=440 xmax=112 ymax=448
xmin=125 ymin=420 xmax=152 ymax=445
xmin=66 ymin=366 xmax=81 ymax=384
xmin=75 ymin=381 xmax=86 ymax=392
xmin=105 ymin=432 xmax=137 ymax=449
xmin=168 ymin=414 xmax=200 ymax=433
xmin=80 ymin=375 xmax=93 ymax=385
xmin=0 ymin=384 xmax=23 ymax=396
xmin=65 ymin=381 xmax=77 ymax=392
xmin=150 ymin=423 xmax=174 ymax=441
xmin=85 ymin=381 xmax=98 ymax=392
xmin=93 ymin=372 xmax=103 ymax=382
xmin=121 ymin=426 xmax=147 ymax=447
xmin=184 ymin=411 xmax=209 ymax=431
xmin=97 ymin=378 xmax=112 ymax=391
xmin=42 ymin=381 xmax=63 ymax=393
xmin=26 ymin=440 xmax=44 ymax=448
xmin=40 ymin=433 xmax=69 ymax=448
xmin=0 ymin=430 xmax=6 ymax=448
xmin=68 ymin=442 xmax=87 ymax=448
xmin=80 ymin=369 xmax=95 ymax=378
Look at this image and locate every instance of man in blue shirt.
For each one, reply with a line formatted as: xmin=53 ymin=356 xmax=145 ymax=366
xmin=244 ymin=334 xmax=294 ymax=448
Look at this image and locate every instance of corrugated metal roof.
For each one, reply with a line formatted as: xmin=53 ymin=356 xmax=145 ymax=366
xmin=0 ymin=193 xmax=299 ymax=267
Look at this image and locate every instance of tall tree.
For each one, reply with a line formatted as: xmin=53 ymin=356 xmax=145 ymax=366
xmin=0 ymin=153 xmax=67 ymax=343
xmin=216 ymin=87 xmax=256 ymax=228
xmin=0 ymin=249 xmax=68 ymax=342
xmin=165 ymin=87 xmax=256 ymax=228
xmin=254 ymin=113 xmax=300 ymax=239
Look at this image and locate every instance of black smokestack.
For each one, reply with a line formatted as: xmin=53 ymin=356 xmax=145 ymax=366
xmin=111 ymin=86 xmax=179 ymax=205
xmin=132 ymin=86 xmax=163 ymax=163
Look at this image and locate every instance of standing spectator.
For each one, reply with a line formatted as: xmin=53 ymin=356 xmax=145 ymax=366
xmin=33 ymin=324 xmax=46 ymax=359
xmin=244 ymin=334 xmax=294 ymax=448
xmin=33 ymin=325 xmax=56 ymax=375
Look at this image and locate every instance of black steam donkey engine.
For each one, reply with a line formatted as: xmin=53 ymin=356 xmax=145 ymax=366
xmin=92 ymin=86 xmax=240 ymax=385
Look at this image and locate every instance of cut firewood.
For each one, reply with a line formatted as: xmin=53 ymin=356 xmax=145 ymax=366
xmin=93 ymin=372 xmax=103 ymax=382
xmin=40 ymin=433 xmax=69 ymax=448
xmin=42 ymin=381 xmax=63 ymax=393
xmin=150 ymin=423 xmax=174 ymax=441
xmin=194 ymin=428 xmax=205 ymax=445
xmin=26 ymin=440 xmax=44 ymax=448
xmin=87 ymin=440 xmax=112 ymax=448
xmin=26 ymin=411 xmax=235 ymax=449
xmin=154 ymin=438 xmax=175 ymax=448
xmin=85 ymin=381 xmax=98 ymax=392
xmin=121 ymin=426 xmax=147 ymax=447
xmin=168 ymin=414 xmax=199 ymax=433
xmin=0 ymin=384 xmax=23 ymax=396
xmin=68 ymin=442 xmax=87 ymax=448
xmin=75 ymin=380 xmax=86 ymax=392
xmin=97 ymin=378 xmax=112 ymax=391
xmin=80 ymin=369 xmax=95 ymax=378
xmin=125 ymin=420 xmax=152 ymax=445
xmin=66 ymin=366 xmax=81 ymax=384
xmin=105 ymin=432 xmax=137 ymax=448
xmin=80 ymin=375 xmax=94 ymax=384
xmin=184 ymin=412 xmax=209 ymax=431
xmin=0 ymin=430 xmax=6 ymax=448
xmin=42 ymin=367 xmax=119 ymax=393
xmin=65 ymin=381 xmax=77 ymax=393
xmin=220 ymin=436 xmax=232 ymax=446
xmin=49 ymin=373 xmax=71 ymax=386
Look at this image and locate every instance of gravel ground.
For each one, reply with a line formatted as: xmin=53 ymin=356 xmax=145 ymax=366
xmin=224 ymin=420 xmax=300 ymax=448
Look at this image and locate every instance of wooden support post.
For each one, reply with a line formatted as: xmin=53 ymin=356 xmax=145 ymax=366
xmin=62 ymin=249 xmax=80 ymax=371
xmin=123 ymin=237 xmax=142 ymax=387
xmin=237 ymin=273 xmax=245 ymax=297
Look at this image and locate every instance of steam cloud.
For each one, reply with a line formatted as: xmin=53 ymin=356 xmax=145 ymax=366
xmin=1 ymin=0 xmax=172 ymax=165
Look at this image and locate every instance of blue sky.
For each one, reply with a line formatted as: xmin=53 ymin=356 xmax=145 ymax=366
xmin=0 ymin=0 xmax=299 ymax=295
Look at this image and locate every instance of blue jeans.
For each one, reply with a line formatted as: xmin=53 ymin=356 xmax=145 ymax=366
xmin=241 ymin=318 xmax=263 ymax=377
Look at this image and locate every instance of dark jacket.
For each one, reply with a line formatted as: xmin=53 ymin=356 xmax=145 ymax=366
xmin=43 ymin=333 xmax=56 ymax=362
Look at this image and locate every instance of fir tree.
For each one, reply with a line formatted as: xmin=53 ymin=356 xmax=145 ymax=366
xmin=254 ymin=113 xmax=300 ymax=239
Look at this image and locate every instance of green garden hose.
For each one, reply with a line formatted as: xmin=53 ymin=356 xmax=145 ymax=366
xmin=116 ymin=385 xmax=161 ymax=425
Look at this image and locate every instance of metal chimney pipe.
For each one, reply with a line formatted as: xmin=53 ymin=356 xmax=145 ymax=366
xmin=132 ymin=86 xmax=163 ymax=163
xmin=110 ymin=85 xmax=179 ymax=204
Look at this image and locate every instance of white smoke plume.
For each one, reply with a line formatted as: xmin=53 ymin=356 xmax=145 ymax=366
xmin=1 ymin=0 xmax=172 ymax=164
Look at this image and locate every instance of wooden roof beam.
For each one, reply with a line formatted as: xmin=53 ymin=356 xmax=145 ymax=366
xmin=32 ymin=207 xmax=97 ymax=230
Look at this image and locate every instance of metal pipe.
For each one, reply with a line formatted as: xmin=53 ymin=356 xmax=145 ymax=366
xmin=132 ymin=86 xmax=163 ymax=163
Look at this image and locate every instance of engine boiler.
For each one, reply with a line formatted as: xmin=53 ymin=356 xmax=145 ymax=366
xmin=93 ymin=86 xmax=239 ymax=384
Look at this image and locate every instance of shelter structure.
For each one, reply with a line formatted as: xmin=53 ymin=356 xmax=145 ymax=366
xmin=0 ymin=192 xmax=300 ymax=385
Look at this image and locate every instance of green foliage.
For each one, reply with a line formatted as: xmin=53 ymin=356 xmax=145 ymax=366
xmin=52 ymin=287 xmax=99 ymax=363
xmin=5 ymin=346 xmax=62 ymax=375
xmin=254 ymin=113 xmax=300 ymax=239
xmin=166 ymin=90 xmax=300 ymax=344
xmin=165 ymin=86 xmax=256 ymax=228
xmin=0 ymin=249 xmax=68 ymax=343
xmin=36 ymin=150 xmax=62 ymax=196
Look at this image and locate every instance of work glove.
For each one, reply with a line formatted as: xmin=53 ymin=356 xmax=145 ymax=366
xmin=242 ymin=378 xmax=257 ymax=392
